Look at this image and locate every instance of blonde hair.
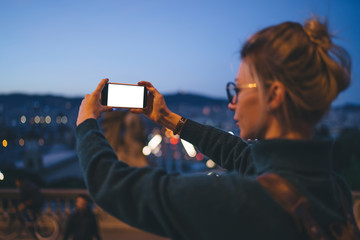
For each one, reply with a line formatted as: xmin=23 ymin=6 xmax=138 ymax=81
xmin=241 ymin=17 xmax=351 ymax=131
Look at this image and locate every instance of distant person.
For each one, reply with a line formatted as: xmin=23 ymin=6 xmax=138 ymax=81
xmin=75 ymin=17 xmax=359 ymax=239
xmin=102 ymin=110 xmax=148 ymax=167
xmin=15 ymin=176 xmax=45 ymax=222
xmin=63 ymin=194 xmax=101 ymax=240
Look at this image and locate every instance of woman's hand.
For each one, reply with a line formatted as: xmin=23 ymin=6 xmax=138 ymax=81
xmin=131 ymin=81 xmax=181 ymax=131
xmin=76 ymin=78 xmax=113 ymax=126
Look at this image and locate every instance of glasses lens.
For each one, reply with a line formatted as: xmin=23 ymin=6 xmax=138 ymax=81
xmin=226 ymin=82 xmax=236 ymax=103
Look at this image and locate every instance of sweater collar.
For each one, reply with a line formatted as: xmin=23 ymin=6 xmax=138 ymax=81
xmin=249 ymin=139 xmax=333 ymax=174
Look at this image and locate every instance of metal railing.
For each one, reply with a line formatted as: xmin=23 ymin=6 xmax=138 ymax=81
xmin=0 ymin=188 xmax=136 ymax=240
xmin=1 ymin=189 xmax=360 ymax=235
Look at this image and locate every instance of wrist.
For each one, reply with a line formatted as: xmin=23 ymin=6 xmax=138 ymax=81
xmin=76 ymin=113 xmax=97 ymax=126
xmin=159 ymin=112 xmax=182 ymax=132
xmin=173 ymin=117 xmax=187 ymax=135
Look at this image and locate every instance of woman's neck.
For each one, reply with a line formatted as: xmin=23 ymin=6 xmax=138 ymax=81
xmin=264 ymin=119 xmax=313 ymax=140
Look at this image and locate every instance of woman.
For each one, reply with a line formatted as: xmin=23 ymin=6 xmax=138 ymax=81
xmin=76 ymin=17 xmax=357 ymax=239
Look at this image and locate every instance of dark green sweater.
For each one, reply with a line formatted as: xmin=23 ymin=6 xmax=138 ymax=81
xmin=76 ymin=118 xmax=351 ymax=240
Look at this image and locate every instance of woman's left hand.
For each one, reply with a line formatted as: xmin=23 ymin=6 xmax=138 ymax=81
xmin=76 ymin=78 xmax=113 ymax=126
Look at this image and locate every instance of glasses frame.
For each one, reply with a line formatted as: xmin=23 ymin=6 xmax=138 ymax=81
xmin=226 ymin=82 xmax=257 ymax=104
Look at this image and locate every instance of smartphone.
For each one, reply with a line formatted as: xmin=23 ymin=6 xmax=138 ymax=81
xmin=101 ymin=82 xmax=147 ymax=109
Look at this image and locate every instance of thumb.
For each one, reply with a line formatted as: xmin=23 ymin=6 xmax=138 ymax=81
xmin=130 ymin=109 xmax=144 ymax=114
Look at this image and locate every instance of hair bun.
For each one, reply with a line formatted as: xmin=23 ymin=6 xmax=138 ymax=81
xmin=304 ymin=18 xmax=332 ymax=51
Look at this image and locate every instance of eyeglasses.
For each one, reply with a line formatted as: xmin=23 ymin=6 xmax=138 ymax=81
xmin=226 ymin=82 xmax=257 ymax=104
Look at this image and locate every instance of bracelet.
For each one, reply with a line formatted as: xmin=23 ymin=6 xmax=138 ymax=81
xmin=173 ymin=117 xmax=187 ymax=135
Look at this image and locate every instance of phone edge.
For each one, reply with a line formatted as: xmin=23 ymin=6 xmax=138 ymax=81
xmin=101 ymin=83 xmax=108 ymax=106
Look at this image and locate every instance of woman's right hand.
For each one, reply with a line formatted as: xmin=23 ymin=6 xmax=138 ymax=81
xmin=131 ymin=81 xmax=181 ymax=131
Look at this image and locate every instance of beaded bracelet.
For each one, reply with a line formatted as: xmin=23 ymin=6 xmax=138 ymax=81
xmin=173 ymin=117 xmax=187 ymax=135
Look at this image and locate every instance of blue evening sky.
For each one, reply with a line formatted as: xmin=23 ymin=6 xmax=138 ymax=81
xmin=1 ymin=0 xmax=359 ymax=106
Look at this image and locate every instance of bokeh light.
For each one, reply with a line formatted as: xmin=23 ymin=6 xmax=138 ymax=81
xmin=142 ymin=146 xmax=151 ymax=156
xmin=2 ymin=140 xmax=8 ymax=148
xmin=206 ymin=160 xmax=216 ymax=168
xmin=20 ymin=115 xmax=26 ymax=124
xmin=19 ymin=138 xmax=25 ymax=147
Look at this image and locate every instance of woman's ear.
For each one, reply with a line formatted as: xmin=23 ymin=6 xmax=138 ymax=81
xmin=266 ymin=81 xmax=286 ymax=111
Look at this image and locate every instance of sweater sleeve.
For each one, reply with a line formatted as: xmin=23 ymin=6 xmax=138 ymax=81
xmin=76 ymin=119 xmax=258 ymax=240
xmin=180 ymin=119 xmax=251 ymax=172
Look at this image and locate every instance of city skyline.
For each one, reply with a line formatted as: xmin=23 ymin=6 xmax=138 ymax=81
xmin=1 ymin=0 xmax=360 ymax=106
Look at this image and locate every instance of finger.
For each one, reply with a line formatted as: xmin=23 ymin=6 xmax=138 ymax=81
xmin=137 ymin=81 xmax=160 ymax=96
xmin=130 ymin=109 xmax=144 ymax=114
xmin=99 ymin=106 xmax=113 ymax=115
xmin=103 ymin=106 xmax=114 ymax=112
xmin=138 ymin=81 xmax=154 ymax=88
xmin=94 ymin=78 xmax=109 ymax=96
xmin=147 ymin=86 xmax=161 ymax=96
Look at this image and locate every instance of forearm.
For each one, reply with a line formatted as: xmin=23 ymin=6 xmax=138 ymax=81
xmin=76 ymin=119 xmax=132 ymax=207
xmin=158 ymin=111 xmax=182 ymax=133
xmin=76 ymin=119 xmax=253 ymax=239
xmin=180 ymin=120 xmax=249 ymax=171
xmin=76 ymin=119 xmax=171 ymax=237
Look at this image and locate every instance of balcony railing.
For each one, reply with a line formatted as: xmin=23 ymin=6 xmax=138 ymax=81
xmin=0 ymin=189 xmax=168 ymax=240
xmin=1 ymin=189 xmax=359 ymax=238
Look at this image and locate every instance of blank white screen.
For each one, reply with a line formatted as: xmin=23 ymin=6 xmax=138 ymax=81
xmin=107 ymin=84 xmax=144 ymax=108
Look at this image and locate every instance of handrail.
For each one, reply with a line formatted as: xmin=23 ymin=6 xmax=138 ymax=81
xmin=1 ymin=189 xmax=360 ymax=229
